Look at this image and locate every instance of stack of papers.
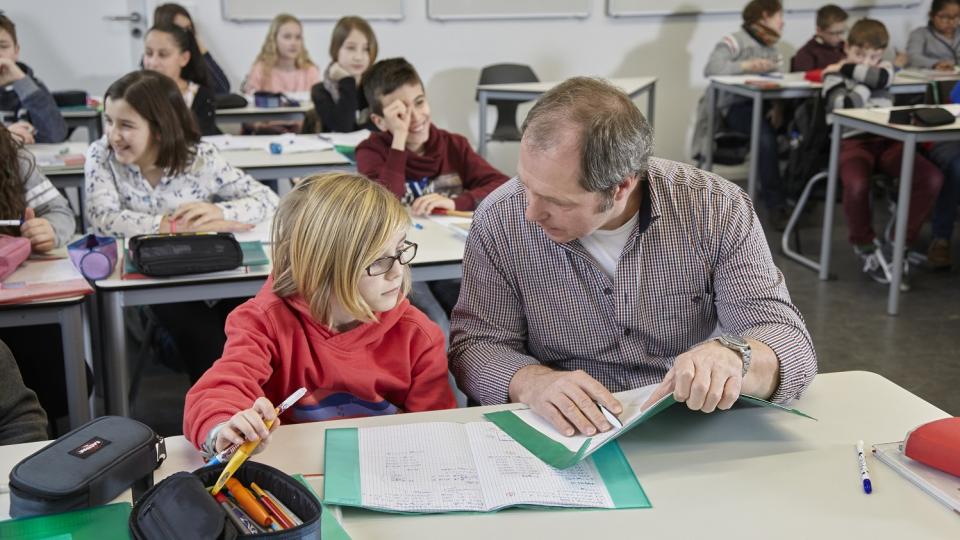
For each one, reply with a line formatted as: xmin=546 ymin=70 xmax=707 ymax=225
xmin=319 ymin=130 xmax=371 ymax=149
xmin=203 ymin=134 xmax=333 ymax=154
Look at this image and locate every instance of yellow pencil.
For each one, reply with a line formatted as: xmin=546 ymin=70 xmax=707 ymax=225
xmin=209 ymin=387 xmax=307 ymax=494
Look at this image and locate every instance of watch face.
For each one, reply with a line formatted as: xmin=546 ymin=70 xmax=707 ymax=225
xmin=722 ymin=334 xmax=749 ymax=349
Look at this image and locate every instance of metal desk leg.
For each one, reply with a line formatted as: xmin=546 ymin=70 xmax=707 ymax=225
xmin=888 ymin=135 xmax=916 ymax=315
xmin=478 ymin=90 xmax=489 ymax=158
xmin=704 ymin=84 xmax=716 ymax=171
xmin=59 ymin=302 xmax=91 ymax=427
xmin=646 ymin=83 xmax=656 ymax=128
xmin=819 ymin=121 xmax=842 ymax=281
xmin=101 ymin=290 xmax=130 ymax=416
xmin=748 ymin=93 xmax=763 ymax=202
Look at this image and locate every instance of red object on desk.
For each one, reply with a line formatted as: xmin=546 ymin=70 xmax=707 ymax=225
xmin=904 ymin=417 xmax=960 ymax=478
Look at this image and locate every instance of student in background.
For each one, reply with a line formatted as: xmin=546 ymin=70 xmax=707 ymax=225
xmin=0 ymin=339 xmax=48 ymax=445
xmin=357 ymin=58 xmax=509 ymax=337
xmin=311 ymin=16 xmax=378 ymax=133
xmin=153 ymin=3 xmax=231 ymax=95
xmin=703 ymin=0 xmax=787 ymax=226
xmin=792 ymin=4 xmax=848 ymax=73
xmin=906 ymin=0 xmax=960 ymax=70
xmin=183 ymin=173 xmax=456 ymax=454
xmin=824 ymin=19 xmax=943 ymax=289
xmin=0 ymin=13 xmax=67 ymax=143
xmin=143 ymin=24 xmax=220 ymax=136
xmin=922 ymin=81 xmax=960 ymax=269
xmin=85 ymin=70 xmax=279 ymax=382
xmin=0 ymin=124 xmax=75 ymax=252
xmin=243 ymin=13 xmax=320 ymax=94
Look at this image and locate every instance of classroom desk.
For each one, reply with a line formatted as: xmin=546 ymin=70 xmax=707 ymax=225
xmin=0 ymin=295 xmax=90 ymax=429
xmin=94 ymin=216 xmax=466 ymax=417
xmin=475 ymin=76 xmax=658 ymax=157
xmin=817 ymin=107 xmax=960 ymax=316
xmin=60 ymin=107 xmax=102 ymax=141
xmin=213 ymin=103 xmax=313 ymax=126
xmin=703 ymin=74 xmax=928 ymax=201
xmin=1 ymin=371 xmax=956 ymax=538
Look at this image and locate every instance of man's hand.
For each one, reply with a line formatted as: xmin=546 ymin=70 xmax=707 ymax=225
xmin=642 ymin=340 xmax=743 ymax=413
xmin=381 ymin=100 xmax=411 ymax=150
xmin=410 ymin=193 xmax=455 ymax=216
xmin=20 ymin=207 xmax=56 ymax=252
xmin=0 ymin=58 xmax=26 ymax=87
xmin=509 ymin=365 xmax=622 ymax=437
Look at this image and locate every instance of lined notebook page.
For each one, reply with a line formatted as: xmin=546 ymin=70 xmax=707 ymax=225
xmin=358 ymin=422 xmax=485 ymax=512
xmin=465 ymin=422 xmax=614 ymax=510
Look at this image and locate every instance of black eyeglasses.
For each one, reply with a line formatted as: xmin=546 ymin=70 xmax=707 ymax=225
xmin=366 ymin=241 xmax=418 ymax=276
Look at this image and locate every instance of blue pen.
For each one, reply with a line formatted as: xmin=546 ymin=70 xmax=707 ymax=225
xmin=413 ymin=223 xmax=423 ymax=230
xmin=856 ymin=440 xmax=873 ymax=494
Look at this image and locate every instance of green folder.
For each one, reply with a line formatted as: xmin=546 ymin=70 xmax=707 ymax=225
xmin=0 ymin=502 xmax=131 ymax=540
xmin=123 ymin=240 xmax=268 ymax=274
xmin=323 ymin=424 xmax=650 ymax=514
xmin=485 ymin=388 xmax=816 ymax=470
xmin=294 ymin=474 xmax=353 ymax=540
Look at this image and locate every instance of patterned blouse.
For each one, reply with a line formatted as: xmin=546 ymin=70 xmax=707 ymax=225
xmin=84 ymin=137 xmax=279 ymax=237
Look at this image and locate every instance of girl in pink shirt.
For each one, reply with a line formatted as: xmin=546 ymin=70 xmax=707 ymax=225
xmin=243 ymin=13 xmax=320 ymax=94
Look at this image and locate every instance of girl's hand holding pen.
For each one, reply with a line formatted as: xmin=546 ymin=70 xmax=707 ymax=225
xmin=215 ymin=397 xmax=280 ymax=453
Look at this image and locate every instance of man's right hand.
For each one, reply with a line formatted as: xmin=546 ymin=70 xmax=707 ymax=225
xmin=509 ymin=365 xmax=622 ymax=437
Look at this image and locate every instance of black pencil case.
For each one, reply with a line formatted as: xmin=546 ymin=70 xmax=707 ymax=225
xmin=8 ymin=416 xmax=166 ymax=518
xmin=129 ymin=461 xmax=322 ymax=539
xmin=889 ymin=106 xmax=957 ymax=127
xmin=129 ymin=232 xmax=243 ymax=277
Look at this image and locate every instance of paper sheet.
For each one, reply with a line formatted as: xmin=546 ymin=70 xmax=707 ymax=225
xmin=358 ymin=423 xmax=486 ymax=512
xmin=3 ymin=258 xmax=83 ymax=285
xmin=319 ymin=130 xmax=371 ymax=148
xmin=465 ymin=422 xmax=614 ymax=510
xmin=202 ymin=134 xmax=333 ymax=153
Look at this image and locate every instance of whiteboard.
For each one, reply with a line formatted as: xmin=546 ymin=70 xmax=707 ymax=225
xmin=221 ymin=0 xmax=404 ymax=22
xmin=427 ymin=0 xmax=591 ymax=21
xmin=606 ymin=0 xmax=921 ymax=17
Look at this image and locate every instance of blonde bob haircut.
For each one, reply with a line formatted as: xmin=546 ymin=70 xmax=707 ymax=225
xmin=255 ymin=13 xmax=315 ymax=80
xmin=271 ymin=172 xmax=411 ymax=327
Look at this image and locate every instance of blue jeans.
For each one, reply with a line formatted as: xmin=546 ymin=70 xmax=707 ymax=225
xmin=927 ymin=142 xmax=960 ymax=241
xmin=724 ymin=100 xmax=784 ymax=210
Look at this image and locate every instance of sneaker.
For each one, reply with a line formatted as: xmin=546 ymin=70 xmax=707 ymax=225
xmin=855 ymin=244 xmax=889 ymax=285
xmin=874 ymin=242 xmax=911 ymax=292
xmin=927 ymin=238 xmax=952 ymax=270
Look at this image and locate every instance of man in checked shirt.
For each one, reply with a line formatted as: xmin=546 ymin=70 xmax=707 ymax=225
xmin=449 ymin=77 xmax=817 ymax=437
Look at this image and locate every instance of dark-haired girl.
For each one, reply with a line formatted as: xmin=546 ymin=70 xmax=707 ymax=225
xmin=143 ymin=23 xmax=220 ymax=135
xmin=907 ymin=0 xmax=960 ymax=70
xmin=153 ymin=2 xmax=231 ymax=95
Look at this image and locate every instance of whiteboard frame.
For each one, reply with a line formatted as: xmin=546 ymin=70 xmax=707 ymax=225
xmin=220 ymin=0 xmax=406 ymax=22
xmin=427 ymin=0 xmax=591 ymax=21
xmin=605 ymin=0 xmax=921 ymax=18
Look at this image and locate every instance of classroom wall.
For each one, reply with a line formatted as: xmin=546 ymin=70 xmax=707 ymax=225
xmin=6 ymin=1 xmax=930 ymax=176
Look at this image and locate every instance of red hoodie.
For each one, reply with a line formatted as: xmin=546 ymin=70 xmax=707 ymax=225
xmin=356 ymin=124 xmax=509 ymax=210
xmin=183 ymin=278 xmax=456 ymax=448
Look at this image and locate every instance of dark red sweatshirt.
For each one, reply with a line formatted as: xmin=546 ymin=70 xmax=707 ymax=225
xmin=356 ymin=124 xmax=509 ymax=210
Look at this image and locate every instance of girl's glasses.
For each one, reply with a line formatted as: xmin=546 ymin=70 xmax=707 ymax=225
xmin=366 ymin=241 xmax=418 ymax=276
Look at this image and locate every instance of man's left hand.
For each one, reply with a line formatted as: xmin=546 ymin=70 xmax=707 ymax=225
xmin=641 ymin=340 xmax=743 ymax=413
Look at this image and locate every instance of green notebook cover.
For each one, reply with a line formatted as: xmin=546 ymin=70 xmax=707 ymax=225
xmin=293 ymin=474 xmax=353 ymax=540
xmin=322 ymin=425 xmax=650 ymax=514
xmin=0 ymin=502 xmax=131 ymax=540
xmin=485 ymin=388 xmax=816 ymax=470
xmin=123 ymin=240 xmax=267 ymax=273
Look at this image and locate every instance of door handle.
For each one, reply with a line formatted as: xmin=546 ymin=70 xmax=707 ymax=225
xmin=103 ymin=12 xmax=143 ymax=23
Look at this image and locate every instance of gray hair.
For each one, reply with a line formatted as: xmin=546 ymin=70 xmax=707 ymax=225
xmin=521 ymin=77 xmax=654 ymax=209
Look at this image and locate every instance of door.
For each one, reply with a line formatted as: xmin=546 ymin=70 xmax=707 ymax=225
xmin=5 ymin=0 xmax=147 ymax=97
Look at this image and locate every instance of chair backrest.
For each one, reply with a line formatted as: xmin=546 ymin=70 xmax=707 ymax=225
xmin=477 ymin=64 xmax=540 ymax=142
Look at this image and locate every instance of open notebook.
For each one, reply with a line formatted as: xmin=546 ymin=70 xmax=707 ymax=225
xmin=485 ymin=383 xmax=815 ymax=469
xmin=323 ymin=421 xmax=649 ymax=514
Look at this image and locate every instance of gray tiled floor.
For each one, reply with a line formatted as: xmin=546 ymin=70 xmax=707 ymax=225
xmin=131 ymin=198 xmax=960 ymax=437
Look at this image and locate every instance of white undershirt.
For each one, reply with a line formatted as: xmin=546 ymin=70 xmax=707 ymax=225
xmin=579 ymin=211 xmax=639 ymax=280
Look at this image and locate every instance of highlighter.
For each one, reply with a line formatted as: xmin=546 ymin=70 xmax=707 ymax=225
xmin=225 ymin=477 xmax=280 ymax=530
xmin=210 ymin=387 xmax=307 ymax=494
xmin=250 ymin=482 xmax=295 ymax=529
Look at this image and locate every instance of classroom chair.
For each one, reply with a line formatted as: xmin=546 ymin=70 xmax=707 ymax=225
xmin=476 ymin=63 xmax=539 ymax=142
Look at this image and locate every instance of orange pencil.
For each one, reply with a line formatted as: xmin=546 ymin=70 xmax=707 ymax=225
xmin=225 ymin=477 xmax=281 ymax=531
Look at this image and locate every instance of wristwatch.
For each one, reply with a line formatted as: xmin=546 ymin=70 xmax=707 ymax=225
xmin=715 ymin=334 xmax=752 ymax=378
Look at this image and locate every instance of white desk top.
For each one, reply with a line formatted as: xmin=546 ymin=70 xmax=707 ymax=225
xmin=93 ymin=216 xmax=465 ymax=290
xmin=0 ymin=372 xmax=955 ymax=537
xmin=710 ymin=72 xmax=927 ymax=90
xmin=833 ymin=105 xmax=960 ymax=133
xmin=478 ymin=76 xmax=657 ymax=95
xmin=59 ymin=107 xmax=99 ymax=118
